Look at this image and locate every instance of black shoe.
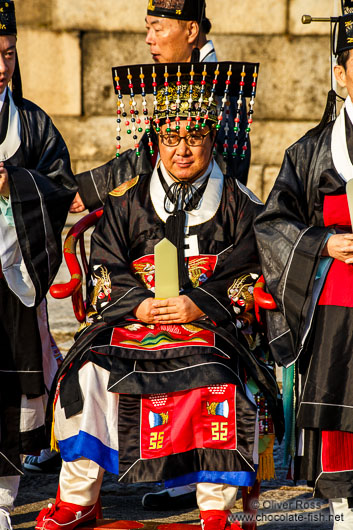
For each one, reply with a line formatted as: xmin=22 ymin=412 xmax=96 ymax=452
xmin=23 ymin=452 xmax=62 ymax=473
xmin=142 ymin=488 xmax=197 ymax=510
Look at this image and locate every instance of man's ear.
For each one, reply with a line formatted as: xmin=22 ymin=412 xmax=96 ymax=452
xmin=187 ymin=20 xmax=200 ymax=44
xmin=334 ymin=64 xmax=347 ymax=89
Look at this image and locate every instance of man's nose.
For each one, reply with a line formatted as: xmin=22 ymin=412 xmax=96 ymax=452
xmin=0 ymin=55 xmax=7 ymax=73
xmin=145 ymin=29 xmax=154 ymax=45
xmin=176 ymin=137 xmax=191 ymax=155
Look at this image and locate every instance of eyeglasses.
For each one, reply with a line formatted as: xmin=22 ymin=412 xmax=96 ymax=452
xmin=160 ymin=129 xmax=212 ymax=147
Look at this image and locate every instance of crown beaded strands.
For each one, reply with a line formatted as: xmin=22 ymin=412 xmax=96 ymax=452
xmin=127 ymin=68 xmax=141 ymax=157
xmin=202 ymin=63 xmax=220 ymax=128
xmin=195 ymin=66 xmax=207 ymax=131
xmin=232 ymin=65 xmax=246 ymax=159
xmin=152 ymin=66 xmax=160 ymax=133
xmin=164 ymin=66 xmax=171 ymax=133
xmin=241 ymin=66 xmax=258 ymax=160
xmin=140 ymin=67 xmax=154 ymax=157
xmin=114 ymin=70 xmax=125 ymax=159
xmin=175 ymin=66 xmax=182 ymax=132
xmin=186 ymin=65 xmax=195 ymax=131
xmin=220 ymin=65 xmax=232 ymax=159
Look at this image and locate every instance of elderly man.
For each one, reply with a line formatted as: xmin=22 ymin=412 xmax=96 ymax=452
xmin=71 ymin=0 xmax=249 ymax=214
xmin=36 ymin=62 xmax=281 ymax=530
xmin=255 ymin=5 xmax=353 ymax=529
xmin=0 ymin=2 xmax=76 ymax=529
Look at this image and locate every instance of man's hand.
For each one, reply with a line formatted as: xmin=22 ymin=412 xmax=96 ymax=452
xmin=134 ymin=295 xmax=205 ymax=324
xmin=70 ymin=192 xmax=86 ymax=213
xmin=322 ymin=233 xmax=353 ymax=264
xmin=0 ymin=162 xmax=9 ymax=197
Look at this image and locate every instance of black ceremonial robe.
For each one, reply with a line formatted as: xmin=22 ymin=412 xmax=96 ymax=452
xmin=53 ymin=163 xmax=282 ymax=487
xmin=255 ymin=98 xmax=353 ymax=499
xmin=0 ymin=92 xmax=76 ymax=476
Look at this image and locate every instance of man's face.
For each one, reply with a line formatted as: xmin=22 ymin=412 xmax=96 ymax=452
xmin=0 ymin=35 xmax=16 ymax=94
xmin=145 ymin=15 xmax=195 ymax=63
xmin=158 ymin=120 xmax=215 ymax=182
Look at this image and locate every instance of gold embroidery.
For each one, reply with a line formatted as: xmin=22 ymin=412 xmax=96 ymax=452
xmin=109 ymin=175 xmax=139 ymax=197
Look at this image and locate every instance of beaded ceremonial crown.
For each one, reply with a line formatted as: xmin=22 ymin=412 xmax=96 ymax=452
xmin=111 ymin=61 xmax=259 ymax=160
xmin=0 ymin=1 xmax=16 ymax=35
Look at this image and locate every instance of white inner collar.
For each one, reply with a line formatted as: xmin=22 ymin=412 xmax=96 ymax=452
xmin=332 ymin=96 xmax=353 ymax=182
xmin=150 ymin=160 xmax=224 ymax=226
xmin=0 ymin=87 xmax=7 ymax=112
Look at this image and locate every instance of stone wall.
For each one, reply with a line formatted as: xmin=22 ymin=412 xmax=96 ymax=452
xmin=15 ymin=0 xmax=341 ymax=200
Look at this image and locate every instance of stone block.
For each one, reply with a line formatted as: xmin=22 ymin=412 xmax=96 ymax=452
xmin=17 ymin=28 xmax=81 ymax=116
xmin=52 ymin=0 xmax=286 ymax=34
xmin=290 ymin=0 xmax=333 ymax=36
xmin=82 ymin=32 xmax=151 ymax=117
xmin=251 ymin=120 xmax=316 ymax=166
xmin=212 ymin=34 xmax=331 ymax=121
xmin=53 ymin=116 xmax=118 ymax=162
xmin=209 ymin=0 xmax=286 ymax=35
xmin=16 ymin=0 xmax=51 ymax=27
xmin=52 ymin=0 xmax=147 ymax=32
xmin=247 ymin=165 xmax=263 ymax=200
xmin=263 ymin=166 xmax=281 ymax=200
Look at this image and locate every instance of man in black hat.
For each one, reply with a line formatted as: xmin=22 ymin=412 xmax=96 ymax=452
xmin=255 ymin=3 xmax=353 ymax=527
xmin=70 ymin=0 xmax=250 ymax=213
xmin=0 ymin=2 xmax=76 ymax=528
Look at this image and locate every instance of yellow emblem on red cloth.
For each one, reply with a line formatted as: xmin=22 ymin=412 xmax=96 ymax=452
xmin=109 ymin=175 xmax=139 ymax=197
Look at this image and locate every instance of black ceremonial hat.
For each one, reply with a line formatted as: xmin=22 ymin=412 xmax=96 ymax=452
xmin=335 ymin=1 xmax=353 ymax=55
xmin=147 ymin=0 xmax=205 ymax=22
xmin=0 ymin=1 xmax=16 ymax=36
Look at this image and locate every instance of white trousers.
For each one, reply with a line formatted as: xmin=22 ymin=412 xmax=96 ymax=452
xmin=330 ymin=498 xmax=353 ymax=529
xmin=60 ymin=458 xmax=238 ymax=511
xmin=0 ymin=477 xmax=20 ymax=511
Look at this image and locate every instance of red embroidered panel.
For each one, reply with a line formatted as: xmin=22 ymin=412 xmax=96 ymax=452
xmin=140 ymin=385 xmax=237 ymax=459
xmin=130 ymin=254 xmax=218 ymax=291
xmin=111 ymin=323 xmax=215 ymax=350
xmin=321 ymin=430 xmax=353 ymax=472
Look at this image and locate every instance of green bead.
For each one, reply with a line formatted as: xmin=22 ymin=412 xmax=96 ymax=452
xmin=145 ymin=128 xmax=150 ymax=133
xmin=138 ymin=127 xmax=143 ymax=132
xmin=246 ymin=127 xmax=251 ymax=132
xmin=186 ymin=125 xmax=191 ymax=131
xmin=201 ymin=123 xmax=206 ymax=128
xmin=240 ymin=153 xmax=246 ymax=159
xmin=127 ymin=129 xmax=131 ymax=134
xmin=175 ymin=125 xmax=180 ymax=131
xmin=195 ymin=124 xmax=200 ymax=130
xmin=234 ymin=127 xmax=239 ymax=132
xmin=156 ymin=127 xmax=160 ymax=132
xmin=136 ymin=151 xmax=140 ymax=157
xmin=116 ymin=153 xmax=120 ymax=158
xmin=166 ymin=127 xmax=171 ymax=132
xmin=150 ymin=149 xmax=154 ymax=155
xmin=216 ymin=124 xmax=221 ymax=130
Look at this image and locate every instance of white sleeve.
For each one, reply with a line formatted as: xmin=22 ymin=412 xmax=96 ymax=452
xmin=0 ymin=209 xmax=36 ymax=307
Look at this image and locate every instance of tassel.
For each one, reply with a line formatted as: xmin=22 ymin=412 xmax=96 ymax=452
xmin=306 ymin=89 xmax=337 ymax=137
xmin=50 ymin=400 xmax=59 ymax=452
xmin=257 ymin=433 xmax=275 ymax=481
